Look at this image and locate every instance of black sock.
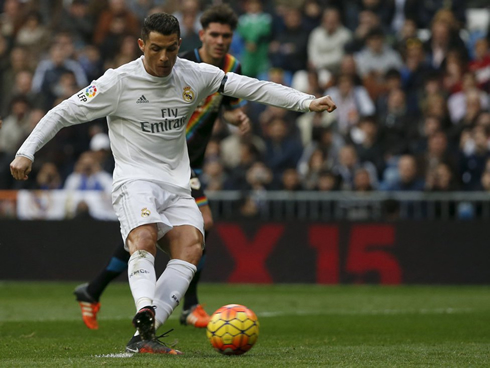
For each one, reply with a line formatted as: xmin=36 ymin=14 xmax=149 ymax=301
xmin=87 ymin=241 xmax=129 ymax=301
xmin=183 ymin=231 xmax=208 ymax=310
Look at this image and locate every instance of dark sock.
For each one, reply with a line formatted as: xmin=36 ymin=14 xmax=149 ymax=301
xmin=183 ymin=231 xmax=208 ymax=310
xmin=86 ymin=241 xmax=129 ymax=301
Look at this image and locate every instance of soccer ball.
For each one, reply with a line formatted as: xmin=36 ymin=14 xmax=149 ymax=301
xmin=206 ymin=304 xmax=260 ymax=355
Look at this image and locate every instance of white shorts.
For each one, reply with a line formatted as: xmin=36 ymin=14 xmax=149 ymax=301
xmin=112 ymin=180 xmax=204 ymax=249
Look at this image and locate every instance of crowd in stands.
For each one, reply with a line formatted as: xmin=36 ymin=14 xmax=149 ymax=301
xmin=1 ymin=0 xmax=490 ymax=199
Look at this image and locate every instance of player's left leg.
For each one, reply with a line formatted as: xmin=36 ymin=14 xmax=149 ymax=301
xmin=74 ymin=241 xmax=129 ymax=329
xmin=153 ymin=224 xmax=203 ymax=331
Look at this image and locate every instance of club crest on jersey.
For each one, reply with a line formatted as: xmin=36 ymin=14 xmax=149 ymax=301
xmin=141 ymin=207 xmax=151 ymax=217
xmin=183 ymin=86 xmax=195 ymax=103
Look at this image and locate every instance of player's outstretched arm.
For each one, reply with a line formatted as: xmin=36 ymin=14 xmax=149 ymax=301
xmin=10 ymin=156 xmax=33 ymax=181
xmin=220 ymin=72 xmax=337 ymax=113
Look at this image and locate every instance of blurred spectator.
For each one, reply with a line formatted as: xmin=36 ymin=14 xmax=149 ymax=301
xmin=31 ymin=41 xmax=87 ymax=110
xmin=381 ymin=154 xmax=424 ymax=191
xmin=307 ymin=7 xmax=352 ymax=75
xmin=263 ymin=117 xmax=303 ymax=189
xmin=333 ymin=145 xmax=378 ymax=190
xmin=352 ymin=116 xmax=385 ymax=177
xmin=109 ymin=35 xmax=140 ymax=69
xmin=269 ymin=7 xmax=309 ymax=76
xmin=201 ymin=157 xmax=227 ymax=192
xmin=0 ymin=96 xmax=31 ymax=155
xmin=35 ymin=162 xmax=62 ymax=190
xmin=423 ymin=14 xmax=468 ymax=71
xmin=459 ymin=125 xmax=490 ymax=191
xmin=400 ymin=38 xmax=433 ymax=114
xmin=280 ymin=168 xmax=303 ymax=191
xmin=449 ymin=89 xmax=486 ymax=145
xmin=425 ymin=162 xmax=459 ymax=192
xmin=418 ymin=130 xmax=457 ymax=181
xmin=345 ymin=0 xmax=394 ymax=34
xmin=299 ymin=148 xmax=328 ymax=190
xmin=237 ymin=0 xmax=272 ymax=77
xmin=0 ymin=0 xmax=25 ymax=41
xmin=15 ymin=10 xmax=49 ymax=59
xmin=298 ymin=126 xmax=344 ymax=179
xmin=394 ymin=18 xmax=418 ymax=55
xmin=245 ymin=161 xmax=273 ymax=191
xmin=301 ymin=0 xmax=322 ymax=33
xmin=325 ymin=73 xmax=375 ymax=136
xmin=89 ymin=131 xmax=114 ymax=174
xmin=354 ymin=27 xmax=403 ymax=87
xmin=413 ymin=0 xmax=466 ymax=30
xmin=410 ymin=115 xmax=443 ymax=155
xmin=315 ymin=169 xmax=340 ymax=191
xmin=448 ymin=72 xmax=488 ymax=125
xmin=225 ymin=140 xmax=261 ymax=190
xmin=1 ymin=46 xmax=33 ymax=115
xmin=93 ymin=0 xmax=140 ymax=46
xmin=78 ymin=45 xmax=104 ymax=82
xmin=353 ymin=167 xmax=374 ymax=192
xmin=98 ymin=15 xmax=133 ymax=63
xmin=179 ymin=8 xmax=201 ymax=53
xmin=378 ymin=88 xmax=417 ymax=158
xmin=173 ymin=0 xmax=202 ymax=38
xmin=57 ymin=0 xmax=95 ymax=46
xmin=344 ymin=9 xmax=381 ymax=53
xmin=296 ymin=110 xmax=335 ymax=148
xmin=468 ymin=38 xmax=490 ymax=91
xmin=64 ymin=151 xmax=112 ymax=192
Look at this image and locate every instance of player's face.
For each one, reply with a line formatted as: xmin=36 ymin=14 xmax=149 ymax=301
xmin=138 ymin=31 xmax=182 ymax=77
xmin=199 ymin=22 xmax=233 ymax=63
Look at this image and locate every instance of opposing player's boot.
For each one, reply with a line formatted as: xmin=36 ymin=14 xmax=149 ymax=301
xmin=179 ymin=304 xmax=211 ymax=328
xmin=132 ymin=306 xmax=156 ymax=340
xmin=73 ymin=283 xmax=101 ymax=330
xmin=126 ymin=330 xmax=182 ymax=355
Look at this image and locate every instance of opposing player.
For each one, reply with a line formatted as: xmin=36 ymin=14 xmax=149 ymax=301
xmin=73 ymin=4 xmax=249 ymax=330
xmin=10 ymin=12 xmax=336 ymax=355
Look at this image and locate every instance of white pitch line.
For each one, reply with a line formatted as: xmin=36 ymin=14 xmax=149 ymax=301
xmin=94 ymin=353 xmax=133 ymax=358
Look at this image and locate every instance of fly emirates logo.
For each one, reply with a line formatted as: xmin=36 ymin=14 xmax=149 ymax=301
xmin=140 ymin=108 xmax=189 ymax=134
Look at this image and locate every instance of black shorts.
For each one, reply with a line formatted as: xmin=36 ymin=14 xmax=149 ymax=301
xmin=190 ymin=169 xmax=208 ymax=207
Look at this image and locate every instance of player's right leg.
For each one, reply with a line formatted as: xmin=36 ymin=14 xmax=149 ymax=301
xmin=114 ymin=181 xmax=182 ymax=354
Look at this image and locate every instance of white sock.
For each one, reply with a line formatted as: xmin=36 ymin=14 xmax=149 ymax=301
xmin=127 ymin=250 xmax=156 ymax=311
xmin=154 ymin=259 xmax=196 ymax=330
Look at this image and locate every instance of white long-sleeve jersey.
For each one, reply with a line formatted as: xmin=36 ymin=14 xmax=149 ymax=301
xmin=17 ymin=56 xmax=315 ymax=195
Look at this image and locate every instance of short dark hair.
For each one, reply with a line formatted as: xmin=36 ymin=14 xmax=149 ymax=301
xmin=141 ymin=13 xmax=180 ymax=41
xmin=200 ymin=4 xmax=238 ymax=30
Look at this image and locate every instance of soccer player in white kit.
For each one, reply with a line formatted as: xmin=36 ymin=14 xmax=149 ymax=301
xmin=10 ymin=13 xmax=336 ymax=355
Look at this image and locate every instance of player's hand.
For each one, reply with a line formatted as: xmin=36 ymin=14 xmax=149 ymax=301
xmin=224 ymin=109 xmax=251 ymax=135
xmin=234 ymin=110 xmax=251 ymax=135
xmin=309 ymin=95 xmax=337 ymax=113
xmin=10 ymin=156 xmax=33 ymax=181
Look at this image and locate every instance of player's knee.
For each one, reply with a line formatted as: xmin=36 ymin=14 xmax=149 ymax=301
xmin=187 ymin=241 xmax=203 ymax=266
xmin=127 ymin=225 xmax=158 ymax=255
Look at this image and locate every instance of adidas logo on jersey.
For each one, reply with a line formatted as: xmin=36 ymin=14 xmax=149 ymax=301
xmin=136 ymin=95 xmax=149 ymax=104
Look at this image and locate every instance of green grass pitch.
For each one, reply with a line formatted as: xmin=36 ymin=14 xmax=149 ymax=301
xmin=0 ymin=282 xmax=489 ymax=367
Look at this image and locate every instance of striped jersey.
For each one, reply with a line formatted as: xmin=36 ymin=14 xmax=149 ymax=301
xmin=182 ymin=49 xmax=245 ymax=171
